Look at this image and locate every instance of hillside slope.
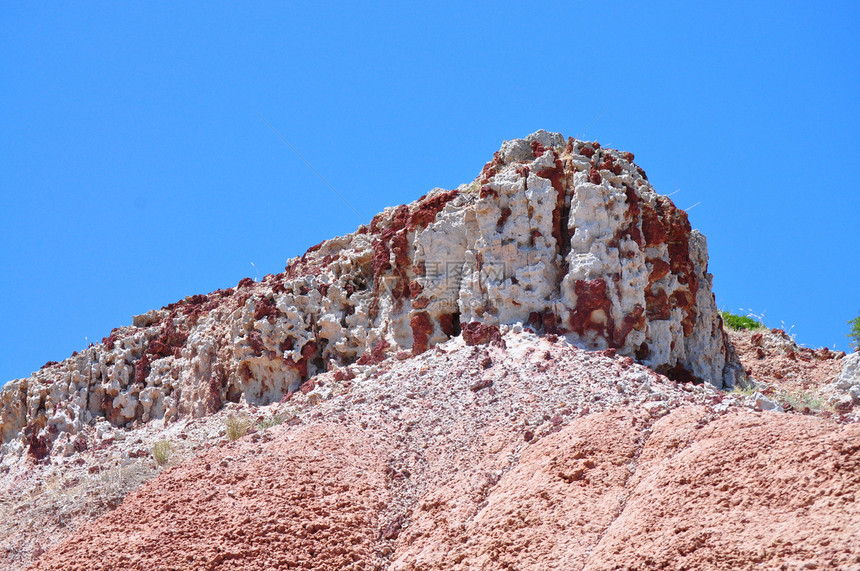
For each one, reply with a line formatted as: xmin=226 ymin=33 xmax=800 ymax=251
xmin=26 ymin=331 xmax=860 ymax=570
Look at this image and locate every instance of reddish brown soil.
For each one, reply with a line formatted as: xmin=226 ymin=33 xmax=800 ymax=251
xmin=28 ymin=406 xmax=860 ymax=571
xmin=22 ymin=334 xmax=860 ymax=571
xmin=29 ymin=425 xmax=388 ymax=571
xmin=392 ymin=409 xmax=647 ymax=569
xmin=583 ymin=407 xmax=860 ymax=570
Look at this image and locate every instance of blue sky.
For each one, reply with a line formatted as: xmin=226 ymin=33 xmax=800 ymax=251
xmin=1 ymin=2 xmax=858 ymax=384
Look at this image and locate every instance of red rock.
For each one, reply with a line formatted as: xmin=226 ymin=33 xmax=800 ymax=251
xmin=408 ymin=190 xmax=459 ymax=231
xmin=479 ymin=151 xmax=503 ymax=183
xmin=410 ymin=312 xmax=433 ymax=355
xmin=246 ymin=330 xmax=265 ymax=357
xmin=613 ymin=306 xmax=646 ymax=348
xmin=461 ymin=322 xmax=504 ymax=347
xmin=23 ymin=422 xmax=51 ymax=461
xmin=101 ymin=333 xmax=119 ymax=351
xmin=357 ymin=339 xmax=390 ymax=366
xmin=497 ymin=206 xmax=512 ymax=228
xmin=537 ymin=155 xmax=569 ymax=258
xmin=299 ymin=378 xmax=316 ymax=394
xmin=380 ymin=514 xmax=406 ymax=540
xmin=568 ymin=279 xmax=613 ymax=340
xmin=470 ymin=377 xmax=492 ymax=392
xmin=147 ymin=319 xmax=188 ymax=359
xmin=530 ymin=140 xmax=547 ymax=157
xmin=134 ymin=352 xmax=150 ymax=384
xmin=408 ymin=280 xmax=423 ymax=298
xmin=479 ymin=184 xmax=497 ymax=199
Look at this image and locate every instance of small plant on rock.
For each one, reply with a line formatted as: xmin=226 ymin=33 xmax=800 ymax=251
xmin=225 ymin=415 xmax=250 ymax=441
xmin=721 ymin=310 xmax=766 ymax=331
xmin=150 ymin=440 xmax=173 ymax=466
xmin=848 ymin=310 xmax=860 ymax=352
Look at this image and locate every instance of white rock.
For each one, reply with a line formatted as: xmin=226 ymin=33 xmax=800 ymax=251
xmin=753 ymin=392 xmax=783 ymax=412
xmin=835 ymin=352 xmax=860 ymax=391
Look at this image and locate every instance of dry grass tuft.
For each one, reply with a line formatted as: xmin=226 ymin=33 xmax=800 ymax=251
xmin=151 ymin=440 xmax=173 ymax=466
xmin=225 ymin=415 xmax=251 ymax=441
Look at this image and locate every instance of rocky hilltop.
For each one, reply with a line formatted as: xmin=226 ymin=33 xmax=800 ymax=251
xmin=1 ymin=130 xmax=741 ymax=461
xmin=2 ymin=132 xmax=858 ymax=571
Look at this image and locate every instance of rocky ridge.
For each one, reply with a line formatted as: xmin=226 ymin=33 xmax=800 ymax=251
xmin=1 ymin=130 xmax=742 ymax=465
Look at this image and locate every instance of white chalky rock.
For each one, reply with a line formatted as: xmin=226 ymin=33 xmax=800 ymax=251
xmin=0 ymin=131 xmax=743 ymax=461
xmin=834 ymin=352 xmax=860 ymax=400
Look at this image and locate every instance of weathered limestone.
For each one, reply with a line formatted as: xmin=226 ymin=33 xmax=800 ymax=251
xmin=834 ymin=352 xmax=860 ymax=404
xmin=0 ymin=131 xmax=743 ymax=462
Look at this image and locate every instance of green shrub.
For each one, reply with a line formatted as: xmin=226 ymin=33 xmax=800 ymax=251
xmin=848 ymin=310 xmax=860 ymax=352
xmin=721 ymin=310 xmax=766 ymax=331
xmin=150 ymin=440 xmax=173 ymax=466
xmin=225 ymin=415 xmax=250 ymax=441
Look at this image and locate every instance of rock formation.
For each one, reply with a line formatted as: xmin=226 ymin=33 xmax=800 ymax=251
xmin=0 ymin=130 xmax=743 ymax=464
xmin=3 ymin=131 xmax=858 ymax=571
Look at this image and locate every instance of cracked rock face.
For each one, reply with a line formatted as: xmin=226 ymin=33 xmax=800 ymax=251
xmin=0 ymin=130 xmax=741 ymax=462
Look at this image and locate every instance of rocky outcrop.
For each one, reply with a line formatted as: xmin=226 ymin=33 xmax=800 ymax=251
xmin=727 ymin=327 xmax=850 ymax=413
xmin=1 ymin=130 xmax=742 ymax=464
xmin=834 ymin=352 xmax=860 ymax=403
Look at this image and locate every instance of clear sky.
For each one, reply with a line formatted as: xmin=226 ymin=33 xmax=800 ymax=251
xmin=1 ymin=2 xmax=858 ymax=384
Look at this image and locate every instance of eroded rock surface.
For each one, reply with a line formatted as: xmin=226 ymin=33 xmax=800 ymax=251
xmin=581 ymin=407 xmax=860 ymax=570
xmin=1 ymin=131 xmax=743 ymax=465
